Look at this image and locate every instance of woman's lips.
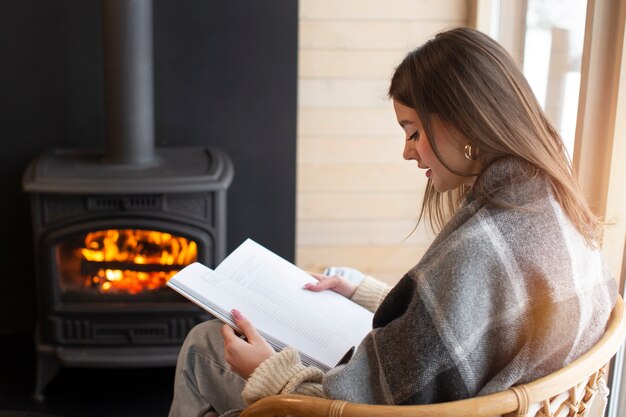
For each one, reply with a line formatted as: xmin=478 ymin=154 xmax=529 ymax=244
xmin=417 ymin=162 xmax=431 ymax=178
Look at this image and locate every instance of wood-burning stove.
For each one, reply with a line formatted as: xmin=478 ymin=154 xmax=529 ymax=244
xmin=21 ymin=0 xmax=234 ymax=400
xmin=23 ymin=146 xmax=233 ymax=401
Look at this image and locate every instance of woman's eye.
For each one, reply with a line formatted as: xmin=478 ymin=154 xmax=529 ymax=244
xmin=408 ymin=130 xmax=419 ymax=141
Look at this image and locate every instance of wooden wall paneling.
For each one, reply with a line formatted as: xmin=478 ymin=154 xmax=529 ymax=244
xmin=298 ymin=79 xmax=391 ymax=108
xmin=297 ymin=192 xmax=423 ymax=219
xmin=296 ymin=0 xmax=469 ymax=282
xmin=300 ymin=21 xmax=462 ymax=50
xmin=298 ymin=108 xmax=400 ymax=137
xmin=299 ymin=50 xmax=408 ymax=78
xmin=299 ymin=0 xmax=467 ymax=21
xmin=298 ymin=138 xmax=402 ymax=165
xmin=297 ymin=165 xmax=424 ymax=192
xmin=296 ymin=245 xmax=430 ymax=284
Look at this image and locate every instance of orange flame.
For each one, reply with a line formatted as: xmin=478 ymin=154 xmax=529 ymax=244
xmin=79 ymin=229 xmax=197 ymax=294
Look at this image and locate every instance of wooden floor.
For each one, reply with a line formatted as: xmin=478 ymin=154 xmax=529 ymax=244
xmin=0 ymin=334 xmax=175 ymax=417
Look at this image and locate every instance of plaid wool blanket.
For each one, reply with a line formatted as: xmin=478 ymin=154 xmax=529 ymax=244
xmin=323 ymin=157 xmax=618 ymax=405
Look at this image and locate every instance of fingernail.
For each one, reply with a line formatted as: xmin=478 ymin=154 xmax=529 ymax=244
xmin=231 ymin=309 xmax=245 ymax=320
xmin=303 ymin=283 xmax=312 ymax=289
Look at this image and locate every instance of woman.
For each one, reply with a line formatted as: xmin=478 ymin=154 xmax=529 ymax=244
xmin=168 ymin=27 xmax=617 ymax=417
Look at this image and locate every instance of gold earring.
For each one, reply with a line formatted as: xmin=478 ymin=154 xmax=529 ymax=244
xmin=464 ymin=144 xmax=479 ymax=160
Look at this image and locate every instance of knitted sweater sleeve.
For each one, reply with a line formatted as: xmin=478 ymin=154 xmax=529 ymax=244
xmin=242 ymin=347 xmax=325 ymax=404
xmin=242 ymin=275 xmax=390 ymax=404
xmin=350 ymin=275 xmax=391 ymax=312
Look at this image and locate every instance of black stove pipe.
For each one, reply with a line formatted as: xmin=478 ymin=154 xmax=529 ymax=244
xmin=102 ymin=0 xmax=155 ymax=165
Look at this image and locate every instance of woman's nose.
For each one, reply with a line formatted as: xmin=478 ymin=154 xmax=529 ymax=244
xmin=403 ymin=142 xmax=415 ymax=161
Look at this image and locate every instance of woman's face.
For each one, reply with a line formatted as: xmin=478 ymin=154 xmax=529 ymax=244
xmin=392 ymin=100 xmax=480 ymax=193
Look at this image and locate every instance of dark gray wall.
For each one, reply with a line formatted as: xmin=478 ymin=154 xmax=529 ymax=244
xmin=0 ymin=0 xmax=297 ymax=334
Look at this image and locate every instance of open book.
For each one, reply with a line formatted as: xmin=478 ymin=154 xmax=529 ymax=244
xmin=167 ymin=238 xmax=374 ymax=372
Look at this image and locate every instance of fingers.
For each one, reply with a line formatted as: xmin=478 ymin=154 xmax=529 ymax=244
xmin=308 ymin=272 xmax=327 ymax=282
xmin=304 ymin=275 xmax=341 ymax=292
xmin=220 ymin=322 xmax=241 ymax=344
xmin=221 ymin=310 xmax=275 ymax=379
xmin=230 ymin=309 xmax=262 ymax=342
xmin=304 ymin=273 xmax=358 ymax=298
xmin=221 ymin=323 xmax=233 ymax=338
xmin=221 ymin=324 xmax=245 ymax=377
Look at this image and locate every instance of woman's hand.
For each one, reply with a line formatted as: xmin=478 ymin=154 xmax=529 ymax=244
xmin=304 ymin=272 xmax=357 ymax=298
xmin=221 ymin=309 xmax=275 ymax=379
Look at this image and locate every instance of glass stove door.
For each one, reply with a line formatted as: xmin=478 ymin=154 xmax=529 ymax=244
xmin=55 ymin=228 xmax=199 ymax=301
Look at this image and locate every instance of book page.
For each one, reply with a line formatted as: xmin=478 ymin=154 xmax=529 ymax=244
xmin=167 ymin=239 xmax=373 ymax=371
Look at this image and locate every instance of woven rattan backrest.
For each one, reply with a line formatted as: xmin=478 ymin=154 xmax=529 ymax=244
xmin=508 ymin=367 xmax=606 ymax=417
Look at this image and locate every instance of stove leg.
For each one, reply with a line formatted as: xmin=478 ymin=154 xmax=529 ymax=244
xmin=32 ymin=346 xmax=60 ymax=402
xmin=32 ymin=320 xmax=61 ymax=402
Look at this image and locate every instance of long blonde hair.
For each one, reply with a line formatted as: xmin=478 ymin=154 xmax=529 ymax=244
xmin=388 ymin=27 xmax=601 ymax=246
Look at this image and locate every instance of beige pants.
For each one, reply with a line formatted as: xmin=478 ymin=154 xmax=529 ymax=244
xmin=168 ymin=320 xmax=247 ymax=417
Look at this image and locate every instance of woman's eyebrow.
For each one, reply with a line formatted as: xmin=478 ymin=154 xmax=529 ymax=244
xmin=399 ymin=120 xmax=413 ymax=128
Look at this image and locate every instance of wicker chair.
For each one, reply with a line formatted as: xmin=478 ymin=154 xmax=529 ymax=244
xmin=240 ymin=295 xmax=626 ymax=417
